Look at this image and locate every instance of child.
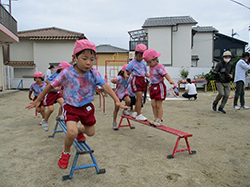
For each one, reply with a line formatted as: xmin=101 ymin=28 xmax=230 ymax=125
xmin=126 ymin=43 xmax=149 ymax=121
xmin=111 ymin=64 xmax=131 ymax=130
xmin=26 ymin=39 xmax=129 ymax=169
xmin=173 ymin=84 xmax=179 ymax=96
xmin=143 ymin=49 xmax=175 ymax=127
xmin=29 ymin=71 xmax=47 ymax=125
xmin=182 ymin=78 xmax=197 ymax=101
xmin=41 ymin=62 xmax=71 ymax=131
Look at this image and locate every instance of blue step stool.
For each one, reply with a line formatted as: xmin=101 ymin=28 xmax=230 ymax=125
xmin=49 ymin=120 xmax=105 ymax=180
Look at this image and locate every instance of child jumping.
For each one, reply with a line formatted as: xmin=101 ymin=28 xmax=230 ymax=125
xmin=26 ymin=39 xmax=129 ymax=169
xmin=111 ymin=64 xmax=131 ymax=130
xmin=126 ymin=43 xmax=149 ymax=121
xmin=143 ymin=49 xmax=175 ymax=127
xmin=28 ymin=71 xmax=47 ymax=125
xmin=42 ymin=62 xmax=71 ymax=131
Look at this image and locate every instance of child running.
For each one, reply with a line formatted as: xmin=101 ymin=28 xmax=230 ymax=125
xmin=126 ymin=43 xmax=149 ymax=121
xmin=42 ymin=62 xmax=71 ymax=131
xmin=111 ymin=64 xmax=131 ymax=130
xmin=143 ymin=49 xmax=175 ymax=127
xmin=26 ymin=39 xmax=129 ymax=169
xmin=28 ymin=71 xmax=47 ymax=125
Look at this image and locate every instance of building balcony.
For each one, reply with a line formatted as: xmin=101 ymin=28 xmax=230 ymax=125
xmin=0 ymin=4 xmax=18 ymax=43
xmin=129 ymin=40 xmax=148 ymax=51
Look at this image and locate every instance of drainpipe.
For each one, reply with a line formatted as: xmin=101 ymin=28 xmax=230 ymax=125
xmin=171 ymin=26 xmax=173 ymax=66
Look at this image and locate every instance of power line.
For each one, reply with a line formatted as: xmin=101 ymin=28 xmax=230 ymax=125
xmin=229 ymin=0 xmax=250 ymax=10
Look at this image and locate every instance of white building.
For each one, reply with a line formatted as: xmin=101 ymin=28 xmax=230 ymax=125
xmin=8 ymin=27 xmax=86 ymax=88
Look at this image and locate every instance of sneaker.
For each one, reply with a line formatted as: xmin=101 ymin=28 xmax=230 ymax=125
xmin=42 ymin=121 xmax=49 ymax=131
xmin=56 ymin=115 xmax=64 ymax=121
xmin=113 ymin=122 xmax=118 ymax=130
xmin=58 ymin=151 xmax=71 ymax=169
xmin=212 ymin=103 xmax=217 ymax=111
xmin=76 ymin=132 xmax=86 ymax=142
xmin=39 ymin=119 xmax=44 ymax=125
xmin=233 ymin=105 xmax=240 ymax=110
xmin=153 ymin=118 xmax=163 ymax=127
xmin=218 ymin=107 xmax=226 ymax=114
xmin=132 ymin=112 xmax=137 ymax=118
xmin=240 ymin=105 xmax=250 ymax=109
xmin=122 ymin=110 xmax=130 ymax=116
xmin=135 ymin=114 xmax=147 ymax=121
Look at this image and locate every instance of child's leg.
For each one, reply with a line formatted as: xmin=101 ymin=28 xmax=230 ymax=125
xmin=155 ymin=100 xmax=163 ymax=120
xmin=124 ymin=96 xmax=130 ymax=107
xmin=113 ymin=104 xmax=120 ymax=123
xmin=135 ymin=91 xmax=143 ymax=115
xmin=56 ymin=98 xmax=64 ymax=116
xmin=44 ymin=105 xmax=54 ymax=122
xmin=40 ymin=106 xmax=45 ymax=119
xmin=151 ymin=99 xmax=157 ymax=119
xmin=64 ymin=121 xmax=78 ymax=153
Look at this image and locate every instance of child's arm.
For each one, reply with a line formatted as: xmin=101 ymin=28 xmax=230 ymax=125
xmin=111 ymin=78 xmax=117 ymax=84
xmin=164 ymin=74 xmax=175 ymax=84
xmin=45 ymin=80 xmax=50 ymax=84
xmin=102 ymin=83 xmax=130 ymax=109
xmin=26 ymin=83 xmax=54 ymax=109
xmin=28 ymin=91 xmax=33 ymax=100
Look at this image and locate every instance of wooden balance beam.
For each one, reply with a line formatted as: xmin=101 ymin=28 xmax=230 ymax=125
xmin=118 ymin=114 xmax=196 ymax=158
xmin=49 ymin=120 xmax=105 ymax=180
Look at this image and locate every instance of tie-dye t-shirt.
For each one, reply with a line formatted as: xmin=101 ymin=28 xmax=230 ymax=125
xmin=126 ymin=59 xmax=147 ymax=77
xmin=46 ymin=72 xmax=62 ymax=92
xmin=29 ymin=82 xmax=47 ymax=97
xmin=149 ymin=63 xmax=167 ymax=84
xmin=51 ymin=65 xmax=106 ymax=107
xmin=114 ymin=75 xmax=132 ymax=100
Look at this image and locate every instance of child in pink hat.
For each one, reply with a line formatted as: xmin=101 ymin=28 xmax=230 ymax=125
xmin=143 ymin=49 xmax=175 ymax=127
xmin=111 ymin=64 xmax=132 ymax=130
xmin=126 ymin=43 xmax=149 ymax=121
xmin=26 ymin=39 xmax=129 ymax=169
xmin=42 ymin=61 xmax=72 ymax=131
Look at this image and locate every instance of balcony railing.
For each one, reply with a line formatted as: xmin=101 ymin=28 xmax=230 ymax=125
xmin=129 ymin=40 xmax=148 ymax=51
xmin=0 ymin=4 xmax=17 ymax=36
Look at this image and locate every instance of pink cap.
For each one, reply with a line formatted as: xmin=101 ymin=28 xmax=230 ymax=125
xmin=121 ymin=64 xmax=128 ymax=71
xmin=33 ymin=71 xmax=43 ymax=77
xmin=73 ymin=39 xmax=96 ymax=55
xmin=56 ymin=62 xmax=71 ymax=70
xmin=173 ymin=84 xmax=177 ymax=88
xmin=143 ymin=49 xmax=161 ymax=61
xmin=135 ymin=44 xmax=147 ymax=53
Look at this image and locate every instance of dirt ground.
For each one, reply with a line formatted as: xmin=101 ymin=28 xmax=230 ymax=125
xmin=0 ymin=90 xmax=250 ymax=187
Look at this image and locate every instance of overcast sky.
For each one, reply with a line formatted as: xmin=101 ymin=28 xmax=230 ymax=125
xmin=4 ymin=0 xmax=250 ymax=49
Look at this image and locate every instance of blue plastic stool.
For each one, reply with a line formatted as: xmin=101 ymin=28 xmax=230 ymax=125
xmin=49 ymin=120 xmax=105 ymax=180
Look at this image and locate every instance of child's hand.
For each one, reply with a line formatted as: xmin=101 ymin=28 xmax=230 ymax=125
xmin=111 ymin=79 xmax=117 ymax=84
xmin=26 ymin=99 xmax=40 ymax=110
xmin=115 ymin=101 xmax=130 ymax=110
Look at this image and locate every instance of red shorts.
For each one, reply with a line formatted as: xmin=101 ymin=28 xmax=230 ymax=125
xmin=150 ymin=82 xmax=166 ymax=100
xmin=43 ymin=92 xmax=63 ymax=106
xmin=120 ymin=94 xmax=129 ymax=102
xmin=131 ymin=76 xmax=147 ymax=93
xmin=62 ymin=103 xmax=96 ymax=126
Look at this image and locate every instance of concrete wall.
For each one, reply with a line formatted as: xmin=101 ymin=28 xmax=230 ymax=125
xmin=147 ymin=27 xmax=172 ymax=65
xmin=192 ymin=32 xmax=214 ymax=67
xmin=10 ymin=38 xmax=33 ymax=61
xmin=33 ymin=40 xmax=74 ymax=75
xmin=172 ymin=24 xmax=193 ymax=67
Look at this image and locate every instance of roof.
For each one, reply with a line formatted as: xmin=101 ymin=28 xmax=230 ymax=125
xmin=18 ymin=27 xmax=87 ymax=41
xmin=96 ymin=44 xmax=128 ymax=53
xmin=142 ymin=16 xmax=198 ymax=28
xmin=193 ymin=26 xmax=218 ymax=33
xmin=4 ymin=61 xmax=36 ymax=68
xmin=215 ymin=33 xmax=248 ymax=45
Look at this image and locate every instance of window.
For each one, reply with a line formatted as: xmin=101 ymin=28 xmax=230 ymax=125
xmin=214 ymin=49 xmax=220 ymax=58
